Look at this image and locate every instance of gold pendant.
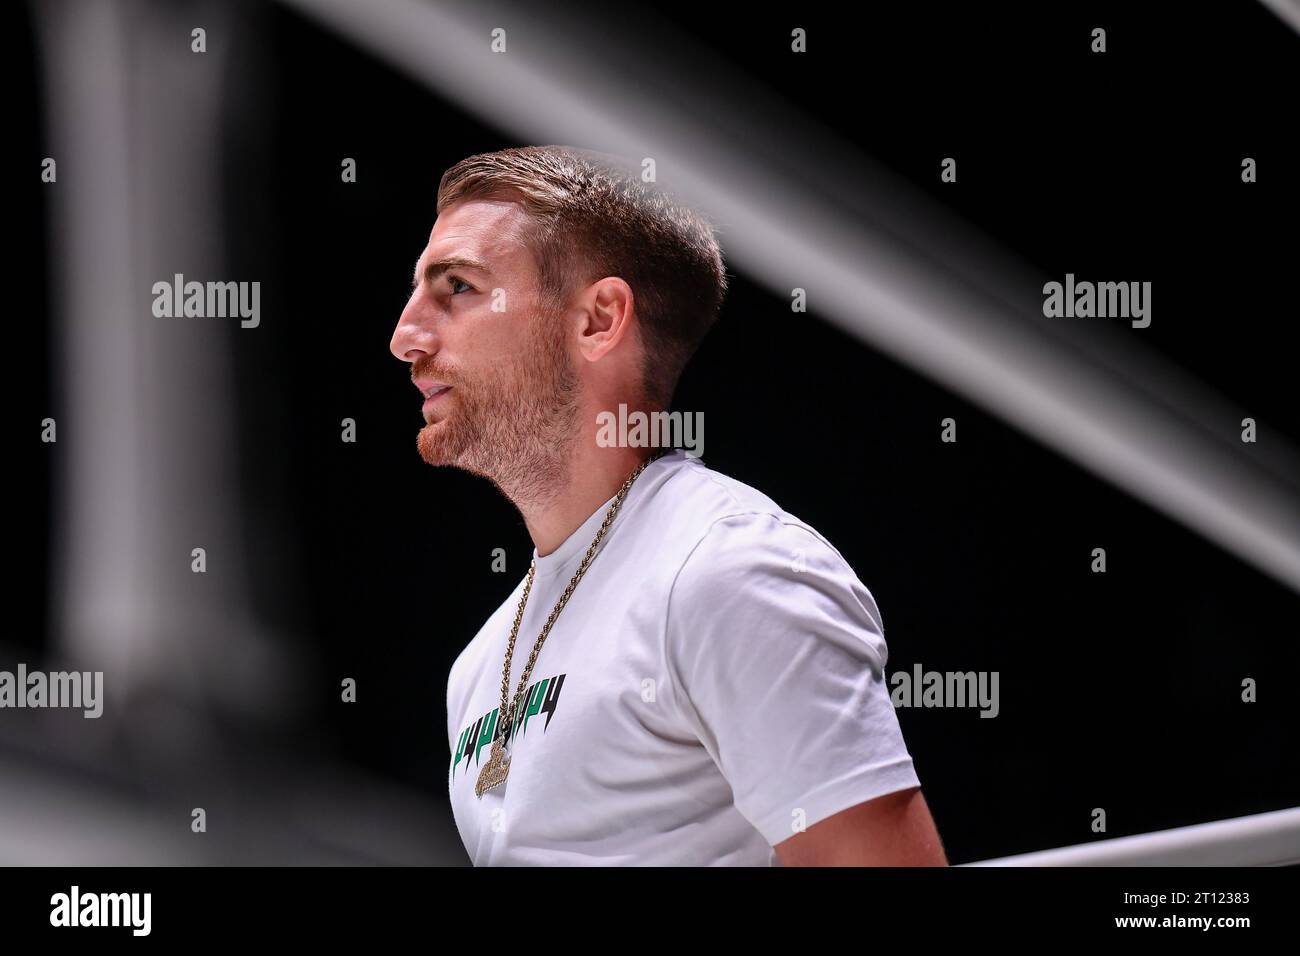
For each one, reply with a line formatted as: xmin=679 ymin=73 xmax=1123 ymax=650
xmin=475 ymin=737 xmax=510 ymax=798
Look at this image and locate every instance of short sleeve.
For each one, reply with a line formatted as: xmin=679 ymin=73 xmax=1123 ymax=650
xmin=664 ymin=512 xmax=921 ymax=847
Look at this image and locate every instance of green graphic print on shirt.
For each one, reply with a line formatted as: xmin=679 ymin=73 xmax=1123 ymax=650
xmin=451 ymin=673 xmax=566 ymax=784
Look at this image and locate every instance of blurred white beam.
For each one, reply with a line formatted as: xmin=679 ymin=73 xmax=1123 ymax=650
xmin=36 ymin=0 xmax=291 ymax=715
xmin=1258 ymin=0 xmax=1300 ymax=35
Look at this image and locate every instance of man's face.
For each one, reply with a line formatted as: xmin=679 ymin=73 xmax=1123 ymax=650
xmin=389 ymin=198 xmax=580 ymax=495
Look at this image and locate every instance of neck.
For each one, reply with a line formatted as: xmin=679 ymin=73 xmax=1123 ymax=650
xmin=517 ymin=440 xmax=654 ymax=557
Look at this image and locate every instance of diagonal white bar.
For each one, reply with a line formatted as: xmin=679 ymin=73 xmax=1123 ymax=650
xmin=1257 ymin=0 xmax=1300 ymax=36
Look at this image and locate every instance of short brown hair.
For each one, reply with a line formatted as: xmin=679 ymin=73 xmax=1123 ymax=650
xmin=436 ymin=145 xmax=728 ymax=406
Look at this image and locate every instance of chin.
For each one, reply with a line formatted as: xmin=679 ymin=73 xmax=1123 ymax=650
xmin=416 ymin=422 xmax=459 ymax=467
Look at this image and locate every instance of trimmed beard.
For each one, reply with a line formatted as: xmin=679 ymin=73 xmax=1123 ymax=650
xmin=415 ymin=306 xmax=581 ymax=508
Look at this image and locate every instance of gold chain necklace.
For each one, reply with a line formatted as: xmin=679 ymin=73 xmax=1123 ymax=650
xmin=475 ymin=451 xmax=666 ymax=798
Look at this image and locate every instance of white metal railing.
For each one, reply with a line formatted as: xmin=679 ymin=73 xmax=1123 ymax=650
xmin=963 ymin=806 xmax=1300 ymax=866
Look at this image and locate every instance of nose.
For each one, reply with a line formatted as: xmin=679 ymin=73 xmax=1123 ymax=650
xmin=389 ymin=295 xmax=439 ymax=363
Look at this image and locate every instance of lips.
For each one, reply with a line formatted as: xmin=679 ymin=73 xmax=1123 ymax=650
xmin=417 ymin=381 xmax=453 ymax=417
xmin=413 ymin=376 xmax=451 ymax=397
xmin=412 ymin=373 xmax=456 ymax=420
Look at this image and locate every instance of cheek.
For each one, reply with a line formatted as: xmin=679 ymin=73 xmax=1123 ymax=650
xmin=440 ymin=310 xmax=494 ymax=366
xmin=472 ymin=310 xmax=537 ymax=364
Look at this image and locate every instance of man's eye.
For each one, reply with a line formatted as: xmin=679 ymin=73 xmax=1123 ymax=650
xmin=449 ymin=276 xmax=472 ymax=295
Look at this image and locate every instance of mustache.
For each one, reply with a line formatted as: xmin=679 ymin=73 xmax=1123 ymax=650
xmin=410 ymin=357 xmax=460 ymax=387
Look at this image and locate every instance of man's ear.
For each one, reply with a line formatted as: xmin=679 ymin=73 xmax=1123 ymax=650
xmin=575 ymin=276 xmax=635 ymax=364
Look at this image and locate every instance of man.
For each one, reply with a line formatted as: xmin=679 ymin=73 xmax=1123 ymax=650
xmin=390 ymin=145 xmax=947 ymax=866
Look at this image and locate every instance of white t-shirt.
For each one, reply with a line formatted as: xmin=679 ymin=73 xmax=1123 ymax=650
xmin=446 ymin=450 xmax=921 ymax=865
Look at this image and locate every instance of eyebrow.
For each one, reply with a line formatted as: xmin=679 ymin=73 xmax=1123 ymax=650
xmin=412 ymin=255 xmax=491 ymax=289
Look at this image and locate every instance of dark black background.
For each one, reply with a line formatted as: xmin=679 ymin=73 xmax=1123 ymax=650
xmin=14 ymin=1 xmax=1299 ymax=865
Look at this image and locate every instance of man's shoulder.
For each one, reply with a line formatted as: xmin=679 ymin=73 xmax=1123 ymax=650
xmin=657 ymin=458 xmax=888 ymax=670
xmin=654 ymin=455 xmax=850 ymax=583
